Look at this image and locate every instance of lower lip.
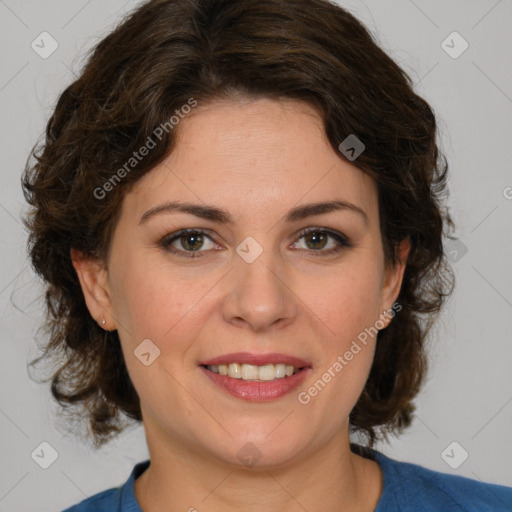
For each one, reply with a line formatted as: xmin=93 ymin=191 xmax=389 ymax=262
xmin=199 ymin=366 xmax=312 ymax=402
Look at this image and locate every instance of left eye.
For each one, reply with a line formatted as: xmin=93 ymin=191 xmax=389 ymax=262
xmin=160 ymin=227 xmax=351 ymax=258
xmin=292 ymin=227 xmax=351 ymax=255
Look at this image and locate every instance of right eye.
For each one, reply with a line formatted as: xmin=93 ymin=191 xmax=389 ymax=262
xmin=160 ymin=229 xmax=220 ymax=258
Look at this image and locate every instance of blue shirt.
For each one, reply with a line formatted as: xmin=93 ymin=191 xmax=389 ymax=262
xmin=61 ymin=445 xmax=512 ymax=511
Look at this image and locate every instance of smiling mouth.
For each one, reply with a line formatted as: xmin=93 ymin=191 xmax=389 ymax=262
xmin=202 ymin=363 xmax=303 ymax=381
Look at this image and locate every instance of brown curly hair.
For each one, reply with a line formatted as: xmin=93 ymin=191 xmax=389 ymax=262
xmin=22 ymin=0 xmax=455 ymax=449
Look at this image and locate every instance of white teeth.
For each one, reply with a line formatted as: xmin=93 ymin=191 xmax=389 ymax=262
xmin=241 ymin=364 xmax=259 ymax=380
xmin=275 ymin=363 xmax=286 ymax=378
xmin=258 ymin=364 xmax=275 ymax=381
xmin=208 ymin=363 xmax=299 ymax=381
xmin=228 ymin=363 xmax=242 ymax=379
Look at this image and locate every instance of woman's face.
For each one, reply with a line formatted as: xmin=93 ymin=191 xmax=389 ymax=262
xmin=76 ymin=97 xmax=408 ymax=469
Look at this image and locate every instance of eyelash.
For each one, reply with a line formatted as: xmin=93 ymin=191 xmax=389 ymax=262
xmin=159 ymin=227 xmax=352 ymax=259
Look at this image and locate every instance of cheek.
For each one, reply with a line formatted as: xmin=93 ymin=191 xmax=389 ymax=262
xmin=302 ymin=259 xmax=384 ymax=341
xmin=110 ymin=257 xmax=210 ymax=392
xmin=110 ymin=252 xmax=210 ymax=342
xmin=298 ymin=268 xmax=382 ymax=420
xmin=300 ymin=259 xmax=383 ymax=402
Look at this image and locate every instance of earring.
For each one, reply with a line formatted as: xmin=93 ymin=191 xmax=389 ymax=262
xmin=101 ymin=319 xmax=106 ymax=326
xmin=377 ymin=310 xmax=392 ymax=331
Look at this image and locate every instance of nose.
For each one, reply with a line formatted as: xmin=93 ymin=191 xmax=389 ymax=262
xmin=221 ymin=252 xmax=298 ymax=332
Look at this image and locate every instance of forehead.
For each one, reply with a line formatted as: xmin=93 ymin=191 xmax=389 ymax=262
xmin=121 ymin=98 xmax=378 ymax=226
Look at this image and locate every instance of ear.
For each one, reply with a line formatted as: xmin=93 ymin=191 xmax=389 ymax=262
xmin=378 ymin=237 xmax=410 ymax=322
xmin=70 ymin=248 xmax=116 ymax=331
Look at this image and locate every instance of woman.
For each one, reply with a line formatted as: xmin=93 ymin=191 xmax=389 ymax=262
xmin=22 ymin=0 xmax=512 ymax=510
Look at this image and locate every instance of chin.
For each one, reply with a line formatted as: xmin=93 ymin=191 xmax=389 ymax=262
xmin=208 ymin=430 xmax=307 ymax=471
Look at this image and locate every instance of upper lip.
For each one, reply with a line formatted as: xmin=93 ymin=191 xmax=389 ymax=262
xmin=200 ymin=352 xmax=312 ymax=368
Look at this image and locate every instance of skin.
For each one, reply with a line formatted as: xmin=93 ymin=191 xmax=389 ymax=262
xmin=72 ymin=97 xmax=410 ymax=512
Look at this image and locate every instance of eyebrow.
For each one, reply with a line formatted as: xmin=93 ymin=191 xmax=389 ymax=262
xmin=139 ymin=199 xmax=368 ymax=226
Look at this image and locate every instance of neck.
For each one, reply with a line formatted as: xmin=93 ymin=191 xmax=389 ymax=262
xmin=134 ymin=427 xmax=382 ymax=512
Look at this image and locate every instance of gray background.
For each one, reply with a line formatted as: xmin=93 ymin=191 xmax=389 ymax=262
xmin=1 ymin=0 xmax=511 ymax=510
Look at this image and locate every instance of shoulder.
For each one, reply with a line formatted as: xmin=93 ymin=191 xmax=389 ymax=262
xmin=387 ymin=457 xmax=512 ymax=511
xmin=60 ymin=487 xmax=122 ymax=512
xmin=352 ymin=444 xmax=512 ymax=512
xmin=60 ymin=483 xmax=126 ymax=512
xmin=60 ymin=460 xmax=150 ymax=512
